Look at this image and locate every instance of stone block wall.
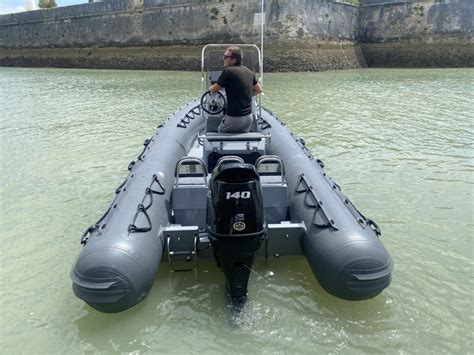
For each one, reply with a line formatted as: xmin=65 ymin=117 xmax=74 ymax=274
xmin=360 ymin=0 xmax=474 ymax=67
xmin=0 ymin=0 xmax=364 ymax=71
xmin=0 ymin=0 xmax=360 ymax=47
xmin=0 ymin=0 xmax=472 ymax=69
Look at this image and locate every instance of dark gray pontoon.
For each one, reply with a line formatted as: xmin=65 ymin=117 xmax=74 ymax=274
xmin=71 ymin=45 xmax=393 ymax=313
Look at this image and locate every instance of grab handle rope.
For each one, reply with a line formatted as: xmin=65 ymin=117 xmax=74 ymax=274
xmin=128 ymin=174 xmax=167 ymax=234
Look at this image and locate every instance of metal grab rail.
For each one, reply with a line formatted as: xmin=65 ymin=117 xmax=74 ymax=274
xmin=174 ymin=157 xmax=208 ymax=187
xmin=199 ymin=132 xmax=271 ymax=142
xmin=216 ymin=155 xmax=244 ymax=167
xmin=255 ymin=155 xmax=285 ymax=184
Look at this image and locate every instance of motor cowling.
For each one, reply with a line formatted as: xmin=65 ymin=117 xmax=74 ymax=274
xmin=207 ymin=161 xmax=266 ymax=304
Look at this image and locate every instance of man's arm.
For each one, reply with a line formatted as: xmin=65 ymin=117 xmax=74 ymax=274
xmin=252 ymin=82 xmax=263 ymax=96
xmin=209 ymin=83 xmax=222 ymax=93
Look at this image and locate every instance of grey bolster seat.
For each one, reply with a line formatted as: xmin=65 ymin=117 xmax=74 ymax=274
xmin=171 ymin=157 xmax=208 ymax=228
xmin=256 ymin=155 xmax=289 ymax=223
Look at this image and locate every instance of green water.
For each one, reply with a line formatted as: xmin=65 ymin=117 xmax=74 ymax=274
xmin=0 ymin=68 xmax=473 ymax=354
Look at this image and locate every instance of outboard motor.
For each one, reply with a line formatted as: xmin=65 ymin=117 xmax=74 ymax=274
xmin=207 ymin=161 xmax=266 ymax=304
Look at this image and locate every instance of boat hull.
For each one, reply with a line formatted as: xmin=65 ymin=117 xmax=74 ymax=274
xmin=71 ymin=101 xmax=393 ymax=312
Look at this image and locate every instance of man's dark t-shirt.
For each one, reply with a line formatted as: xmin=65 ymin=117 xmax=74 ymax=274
xmin=217 ymin=66 xmax=257 ymax=116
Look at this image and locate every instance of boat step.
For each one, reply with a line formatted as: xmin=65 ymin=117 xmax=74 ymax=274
xmin=164 ymin=225 xmax=199 ymax=272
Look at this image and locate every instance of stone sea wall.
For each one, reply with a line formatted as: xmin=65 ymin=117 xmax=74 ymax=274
xmin=0 ymin=0 xmax=361 ymax=47
xmin=360 ymin=0 xmax=474 ymax=67
xmin=0 ymin=0 xmax=365 ymax=71
xmin=0 ymin=0 xmax=472 ymax=70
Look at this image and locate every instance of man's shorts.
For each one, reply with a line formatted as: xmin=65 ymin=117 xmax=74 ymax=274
xmin=218 ymin=114 xmax=253 ymax=133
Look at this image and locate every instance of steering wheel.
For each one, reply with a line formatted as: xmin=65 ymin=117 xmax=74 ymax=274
xmin=200 ymin=90 xmax=226 ymax=114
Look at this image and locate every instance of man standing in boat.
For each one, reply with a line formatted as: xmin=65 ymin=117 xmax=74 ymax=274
xmin=209 ymin=46 xmax=263 ymax=133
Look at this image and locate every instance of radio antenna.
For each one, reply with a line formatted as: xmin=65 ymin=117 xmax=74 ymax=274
xmin=260 ymin=0 xmax=264 ymax=85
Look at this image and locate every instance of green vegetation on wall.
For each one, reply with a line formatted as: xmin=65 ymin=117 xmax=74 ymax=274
xmin=38 ymin=0 xmax=57 ymax=8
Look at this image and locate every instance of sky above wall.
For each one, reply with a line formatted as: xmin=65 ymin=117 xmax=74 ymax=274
xmin=0 ymin=0 xmax=85 ymax=14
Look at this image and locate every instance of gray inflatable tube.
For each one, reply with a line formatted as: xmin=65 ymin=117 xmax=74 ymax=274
xmin=71 ymin=100 xmax=204 ymax=313
xmin=260 ymin=108 xmax=393 ymax=300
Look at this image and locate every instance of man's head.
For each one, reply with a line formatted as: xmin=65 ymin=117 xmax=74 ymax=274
xmin=223 ymin=46 xmax=243 ymax=67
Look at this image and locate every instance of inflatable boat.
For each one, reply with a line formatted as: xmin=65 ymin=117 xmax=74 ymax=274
xmin=71 ymin=45 xmax=393 ymax=313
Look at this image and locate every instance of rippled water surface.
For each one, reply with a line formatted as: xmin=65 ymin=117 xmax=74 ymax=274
xmin=0 ymin=68 xmax=473 ymax=354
